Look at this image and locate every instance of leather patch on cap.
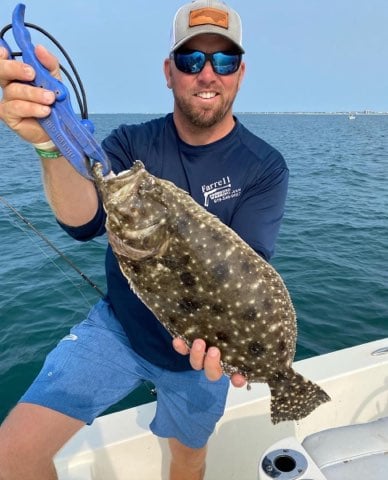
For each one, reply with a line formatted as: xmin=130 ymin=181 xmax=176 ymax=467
xmin=189 ymin=8 xmax=229 ymax=30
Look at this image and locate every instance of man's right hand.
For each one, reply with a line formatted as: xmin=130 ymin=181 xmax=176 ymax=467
xmin=0 ymin=44 xmax=100 ymax=227
xmin=0 ymin=44 xmax=59 ymax=144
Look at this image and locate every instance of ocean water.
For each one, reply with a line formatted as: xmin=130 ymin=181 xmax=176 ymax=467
xmin=0 ymin=113 xmax=387 ymax=422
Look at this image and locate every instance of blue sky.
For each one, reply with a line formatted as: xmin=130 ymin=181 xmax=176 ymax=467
xmin=1 ymin=0 xmax=388 ymax=113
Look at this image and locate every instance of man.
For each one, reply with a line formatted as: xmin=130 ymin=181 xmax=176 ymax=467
xmin=0 ymin=1 xmax=288 ymax=479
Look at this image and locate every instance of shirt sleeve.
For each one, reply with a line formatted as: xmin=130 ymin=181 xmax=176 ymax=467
xmin=56 ymin=125 xmax=134 ymax=241
xmin=56 ymin=191 xmax=107 ymax=241
xmin=101 ymin=124 xmax=143 ymax=172
xmin=230 ymin=163 xmax=289 ymax=262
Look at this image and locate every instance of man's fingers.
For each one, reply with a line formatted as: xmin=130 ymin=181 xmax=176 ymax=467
xmin=189 ymin=339 xmax=207 ymax=370
xmin=190 ymin=340 xmax=223 ymax=381
xmin=0 ymin=45 xmax=61 ymax=91
xmin=203 ymin=346 xmax=223 ymax=381
xmin=35 ymin=44 xmax=61 ymax=80
xmin=173 ymin=337 xmax=248 ymax=387
xmin=231 ymin=373 xmax=247 ymax=388
xmin=0 ymin=57 xmax=35 ymax=89
xmin=4 ymin=81 xmax=55 ymax=105
xmin=0 ymin=46 xmax=9 ymax=60
xmin=1 ymin=98 xmax=50 ymax=122
xmin=172 ymin=337 xmax=190 ymax=355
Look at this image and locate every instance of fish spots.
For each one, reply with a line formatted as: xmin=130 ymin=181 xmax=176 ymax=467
xmin=212 ymin=261 xmax=229 ymax=281
xmin=176 ymin=216 xmax=192 ymax=236
xmin=269 ymin=322 xmax=281 ymax=333
xmin=270 ymin=371 xmax=288 ymax=383
xmin=130 ymin=263 xmax=143 ymax=275
xmin=162 ymin=254 xmax=190 ymax=270
xmin=179 ymin=297 xmax=202 ymax=313
xmin=180 ymin=272 xmax=196 ymax=287
xmin=215 ymin=331 xmax=230 ymax=342
xmin=242 ymin=306 xmax=257 ymax=322
xmin=240 ymin=261 xmax=252 ymax=274
xmin=263 ymin=297 xmax=273 ymax=311
xmin=211 ymin=303 xmax=226 ymax=315
xmin=239 ymin=364 xmax=253 ymax=375
xmin=211 ymin=231 xmax=223 ymax=242
xmin=296 ymin=382 xmax=309 ymax=395
xmin=248 ymin=341 xmax=267 ymax=357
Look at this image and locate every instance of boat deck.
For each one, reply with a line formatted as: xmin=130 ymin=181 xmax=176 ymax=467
xmin=55 ymin=338 xmax=388 ymax=479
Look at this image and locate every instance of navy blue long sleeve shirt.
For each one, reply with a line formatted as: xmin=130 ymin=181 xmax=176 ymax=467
xmin=59 ymin=114 xmax=289 ymax=371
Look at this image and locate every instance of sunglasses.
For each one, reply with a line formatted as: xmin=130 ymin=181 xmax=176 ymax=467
xmin=172 ymin=49 xmax=242 ymax=76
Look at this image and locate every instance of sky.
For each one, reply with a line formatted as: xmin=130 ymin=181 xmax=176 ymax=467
xmin=1 ymin=0 xmax=388 ymax=113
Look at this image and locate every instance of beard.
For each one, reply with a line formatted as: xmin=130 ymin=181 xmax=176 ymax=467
xmin=173 ymin=90 xmax=238 ymax=129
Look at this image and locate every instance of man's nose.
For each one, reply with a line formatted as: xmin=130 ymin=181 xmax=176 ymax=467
xmin=197 ymin=60 xmax=217 ymax=80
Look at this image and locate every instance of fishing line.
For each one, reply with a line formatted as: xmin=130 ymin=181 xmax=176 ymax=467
xmin=0 ymin=19 xmax=104 ymax=298
xmin=0 ymin=195 xmax=105 ymax=298
xmin=1 ymin=210 xmax=94 ymax=307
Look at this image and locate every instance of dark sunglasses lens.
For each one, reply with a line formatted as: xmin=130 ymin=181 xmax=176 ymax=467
xmin=212 ymin=52 xmax=241 ymax=75
xmin=174 ymin=51 xmax=205 ymax=74
xmin=174 ymin=50 xmax=242 ymax=75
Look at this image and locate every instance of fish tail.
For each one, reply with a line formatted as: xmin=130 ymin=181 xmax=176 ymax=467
xmin=268 ymin=368 xmax=331 ymax=424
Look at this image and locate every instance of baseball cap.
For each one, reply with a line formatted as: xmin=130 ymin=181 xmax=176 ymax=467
xmin=170 ymin=0 xmax=244 ymax=54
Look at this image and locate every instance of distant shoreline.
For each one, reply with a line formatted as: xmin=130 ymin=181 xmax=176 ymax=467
xmin=89 ymin=111 xmax=388 ymax=116
xmin=237 ymin=111 xmax=388 ymax=116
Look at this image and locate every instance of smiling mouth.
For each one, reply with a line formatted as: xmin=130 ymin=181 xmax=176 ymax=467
xmin=195 ymin=92 xmax=218 ymax=99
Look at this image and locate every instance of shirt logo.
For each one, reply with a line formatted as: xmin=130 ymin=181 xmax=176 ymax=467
xmin=202 ymin=176 xmax=241 ymax=207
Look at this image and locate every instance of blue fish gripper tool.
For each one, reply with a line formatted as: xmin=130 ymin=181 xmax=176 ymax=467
xmin=0 ymin=3 xmax=111 ymax=179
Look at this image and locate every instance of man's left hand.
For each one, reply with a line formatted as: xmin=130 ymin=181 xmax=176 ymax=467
xmin=173 ymin=338 xmax=247 ymax=388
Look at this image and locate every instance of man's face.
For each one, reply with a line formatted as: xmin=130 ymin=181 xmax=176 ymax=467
xmin=164 ymin=34 xmax=245 ymax=130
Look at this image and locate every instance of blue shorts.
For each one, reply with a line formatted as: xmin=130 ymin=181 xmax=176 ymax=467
xmin=20 ymin=299 xmax=229 ymax=448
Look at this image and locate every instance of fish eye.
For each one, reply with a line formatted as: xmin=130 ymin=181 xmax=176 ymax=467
xmin=138 ymin=178 xmax=155 ymax=195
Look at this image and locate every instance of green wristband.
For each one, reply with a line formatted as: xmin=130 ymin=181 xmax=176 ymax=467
xmin=35 ymin=147 xmax=63 ymax=159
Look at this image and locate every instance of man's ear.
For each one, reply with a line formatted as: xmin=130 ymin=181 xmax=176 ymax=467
xmin=164 ymin=58 xmax=173 ymax=89
xmin=237 ymin=61 xmax=246 ymax=91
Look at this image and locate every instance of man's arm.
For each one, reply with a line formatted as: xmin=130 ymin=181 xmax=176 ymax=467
xmin=41 ymin=157 xmax=99 ymax=226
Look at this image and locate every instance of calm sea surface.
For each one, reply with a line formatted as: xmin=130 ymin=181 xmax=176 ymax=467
xmin=1 ymin=113 xmax=387 ymax=422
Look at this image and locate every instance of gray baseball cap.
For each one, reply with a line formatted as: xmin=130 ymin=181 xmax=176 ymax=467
xmin=170 ymin=0 xmax=244 ymax=53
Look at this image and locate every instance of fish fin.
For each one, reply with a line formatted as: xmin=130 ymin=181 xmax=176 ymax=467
xmin=268 ymin=368 xmax=331 ymax=424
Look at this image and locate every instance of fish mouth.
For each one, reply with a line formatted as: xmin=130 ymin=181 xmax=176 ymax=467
xmin=110 ymin=163 xmax=146 ymax=196
xmin=121 ymin=221 xmax=163 ymax=240
xmin=93 ymin=160 xmax=147 ymax=202
xmin=108 ymin=229 xmax=169 ymax=261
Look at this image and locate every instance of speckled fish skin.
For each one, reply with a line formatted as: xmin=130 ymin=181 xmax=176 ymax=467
xmin=93 ymin=161 xmax=330 ymax=424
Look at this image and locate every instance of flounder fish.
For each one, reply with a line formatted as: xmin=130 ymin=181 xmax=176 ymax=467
xmin=92 ymin=160 xmax=330 ymax=424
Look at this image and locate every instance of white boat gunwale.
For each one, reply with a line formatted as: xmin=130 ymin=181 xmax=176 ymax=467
xmin=55 ymin=337 xmax=388 ymax=479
